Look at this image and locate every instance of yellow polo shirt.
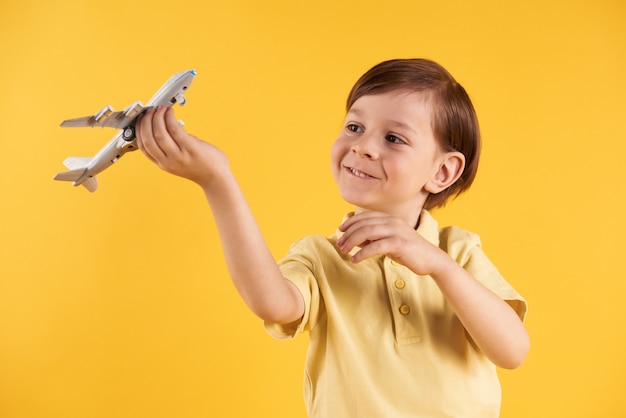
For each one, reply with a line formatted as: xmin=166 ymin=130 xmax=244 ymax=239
xmin=265 ymin=211 xmax=527 ymax=418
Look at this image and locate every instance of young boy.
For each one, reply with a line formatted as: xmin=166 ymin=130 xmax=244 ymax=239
xmin=136 ymin=58 xmax=529 ymax=417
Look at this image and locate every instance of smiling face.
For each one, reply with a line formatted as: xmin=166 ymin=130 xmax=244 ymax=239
xmin=331 ymin=90 xmax=462 ymax=225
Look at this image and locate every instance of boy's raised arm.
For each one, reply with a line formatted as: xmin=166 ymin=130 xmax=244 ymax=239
xmin=136 ymin=106 xmax=305 ymax=324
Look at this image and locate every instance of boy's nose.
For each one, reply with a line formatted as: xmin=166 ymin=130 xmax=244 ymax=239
xmin=350 ymin=136 xmax=379 ymax=159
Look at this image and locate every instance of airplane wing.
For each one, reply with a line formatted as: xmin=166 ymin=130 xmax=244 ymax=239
xmin=60 ymin=101 xmax=145 ymax=129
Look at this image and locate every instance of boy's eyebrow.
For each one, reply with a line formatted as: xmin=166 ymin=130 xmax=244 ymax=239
xmin=387 ymin=120 xmax=418 ymax=135
xmin=347 ymin=108 xmax=418 ymax=135
xmin=346 ymin=108 xmax=363 ymax=117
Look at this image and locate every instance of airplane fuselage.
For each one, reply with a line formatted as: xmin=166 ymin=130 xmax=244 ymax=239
xmin=72 ymin=130 xmax=134 ymax=186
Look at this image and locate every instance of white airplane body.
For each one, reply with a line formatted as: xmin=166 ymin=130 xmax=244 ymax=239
xmin=54 ymin=69 xmax=196 ymax=192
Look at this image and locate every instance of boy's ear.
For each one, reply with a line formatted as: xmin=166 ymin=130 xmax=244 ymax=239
xmin=425 ymin=152 xmax=465 ymax=194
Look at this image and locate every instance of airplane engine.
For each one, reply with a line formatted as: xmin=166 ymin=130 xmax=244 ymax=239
xmin=94 ymin=105 xmax=114 ymax=123
xmin=174 ymin=93 xmax=186 ymax=106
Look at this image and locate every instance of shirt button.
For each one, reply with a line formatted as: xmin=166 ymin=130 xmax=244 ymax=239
xmin=390 ymin=260 xmax=401 ymax=267
xmin=394 ymin=279 xmax=406 ymax=289
xmin=399 ymin=304 xmax=411 ymax=315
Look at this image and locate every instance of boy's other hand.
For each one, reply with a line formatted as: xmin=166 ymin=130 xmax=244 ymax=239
xmin=337 ymin=211 xmax=448 ymax=276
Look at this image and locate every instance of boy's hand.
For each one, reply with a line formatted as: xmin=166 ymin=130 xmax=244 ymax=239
xmin=337 ymin=211 xmax=447 ymax=276
xmin=136 ymin=106 xmax=230 ymax=189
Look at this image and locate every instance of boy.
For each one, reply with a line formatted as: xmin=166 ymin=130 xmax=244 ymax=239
xmin=136 ymin=58 xmax=529 ymax=417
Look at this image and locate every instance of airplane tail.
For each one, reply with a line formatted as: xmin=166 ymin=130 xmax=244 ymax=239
xmin=53 ymin=157 xmax=98 ymax=192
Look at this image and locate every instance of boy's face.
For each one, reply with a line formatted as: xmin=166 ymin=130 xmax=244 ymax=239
xmin=331 ymin=90 xmax=449 ymax=224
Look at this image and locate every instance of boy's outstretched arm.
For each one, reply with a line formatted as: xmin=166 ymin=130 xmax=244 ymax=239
xmin=136 ymin=106 xmax=305 ymax=324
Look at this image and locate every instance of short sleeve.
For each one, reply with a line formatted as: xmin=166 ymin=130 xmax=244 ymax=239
xmin=442 ymin=227 xmax=528 ymax=322
xmin=263 ymin=238 xmax=322 ymax=340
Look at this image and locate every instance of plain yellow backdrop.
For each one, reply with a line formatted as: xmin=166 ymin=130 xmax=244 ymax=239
xmin=1 ymin=0 xmax=625 ymax=417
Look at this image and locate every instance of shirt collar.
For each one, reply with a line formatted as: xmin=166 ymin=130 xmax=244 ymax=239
xmin=416 ymin=209 xmax=440 ymax=247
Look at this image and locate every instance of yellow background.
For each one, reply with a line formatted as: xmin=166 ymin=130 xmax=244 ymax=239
xmin=1 ymin=0 xmax=625 ymax=416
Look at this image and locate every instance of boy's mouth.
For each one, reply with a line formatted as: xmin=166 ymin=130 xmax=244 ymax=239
xmin=346 ymin=166 xmax=377 ymax=179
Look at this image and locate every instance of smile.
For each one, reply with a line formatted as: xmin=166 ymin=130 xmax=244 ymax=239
xmin=346 ymin=166 xmax=377 ymax=179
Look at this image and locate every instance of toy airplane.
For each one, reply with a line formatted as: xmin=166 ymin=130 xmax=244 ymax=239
xmin=54 ymin=69 xmax=196 ymax=192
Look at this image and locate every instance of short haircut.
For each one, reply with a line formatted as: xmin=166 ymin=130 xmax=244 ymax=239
xmin=346 ymin=58 xmax=481 ymax=210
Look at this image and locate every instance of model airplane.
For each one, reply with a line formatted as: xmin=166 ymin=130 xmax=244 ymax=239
xmin=54 ymin=69 xmax=196 ymax=192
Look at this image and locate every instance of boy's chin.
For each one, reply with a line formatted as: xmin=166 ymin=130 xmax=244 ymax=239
xmin=341 ymin=199 xmax=382 ymax=214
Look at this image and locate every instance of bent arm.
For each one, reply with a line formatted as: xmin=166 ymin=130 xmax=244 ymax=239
xmin=338 ymin=211 xmax=529 ymax=369
xmin=429 ymin=256 xmax=529 ymax=369
xmin=136 ymin=106 xmax=304 ymax=324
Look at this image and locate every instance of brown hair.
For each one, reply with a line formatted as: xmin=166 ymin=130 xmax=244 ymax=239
xmin=346 ymin=58 xmax=481 ymax=210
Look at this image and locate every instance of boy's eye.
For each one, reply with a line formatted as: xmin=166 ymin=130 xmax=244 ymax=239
xmin=386 ymin=134 xmax=406 ymax=144
xmin=346 ymin=124 xmax=362 ymax=133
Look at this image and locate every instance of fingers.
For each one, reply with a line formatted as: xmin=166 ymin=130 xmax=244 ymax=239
xmin=337 ymin=213 xmax=392 ymax=254
xmin=163 ymin=106 xmax=187 ymax=145
xmin=348 ymin=239 xmax=390 ymax=263
xmin=154 ymin=106 xmax=185 ymax=156
xmin=337 ymin=212 xmax=416 ymax=263
xmin=339 ymin=211 xmax=386 ymax=232
xmin=338 ymin=212 xmax=393 ymax=246
xmin=136 ymin=107 xmax=164 ymax=163
xmin=136 ymin=106 xmax=184 ymax=163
